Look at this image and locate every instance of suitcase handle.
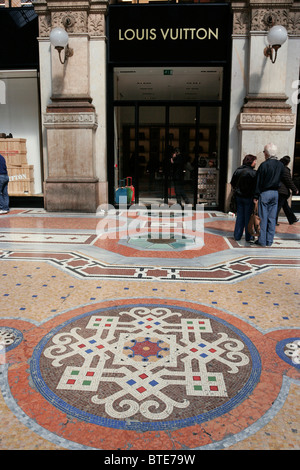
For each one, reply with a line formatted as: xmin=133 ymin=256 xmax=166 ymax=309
xmin=125 ymin=176 xmax=132 ymax=185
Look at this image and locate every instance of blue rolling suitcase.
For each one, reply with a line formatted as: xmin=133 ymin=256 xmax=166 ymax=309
xmin=115 ymin=179 xmax=128 ymax=204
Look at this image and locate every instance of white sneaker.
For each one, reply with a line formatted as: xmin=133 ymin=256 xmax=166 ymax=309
xmin=0 ymin=210 xmax=8 ymax=214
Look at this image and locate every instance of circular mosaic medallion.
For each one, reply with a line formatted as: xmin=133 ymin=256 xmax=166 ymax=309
xmin=276 ymin=337 xmax=300 ymax=369
xmin=0 ymin=327 xmax=23 ymax=352
xmin=30 ymin=304 xmax=261 ymax=431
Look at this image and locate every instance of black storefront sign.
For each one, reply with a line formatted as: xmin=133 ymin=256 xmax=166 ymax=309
xmin=108 ymin=4 xmax=232 ymax=64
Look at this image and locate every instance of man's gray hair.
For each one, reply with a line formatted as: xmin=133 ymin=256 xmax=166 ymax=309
xmin=264 ymin=143 xmax=277 ymax=158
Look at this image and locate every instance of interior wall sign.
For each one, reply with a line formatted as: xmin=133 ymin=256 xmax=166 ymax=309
xmin=108 ymin=4 xmax=232 ymax=64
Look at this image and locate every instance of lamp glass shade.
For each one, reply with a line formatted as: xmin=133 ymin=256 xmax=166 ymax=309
xmin=267 ymin=25 xmax=288 ymax=46
xmin=50 ymin=27 xmax=69 ymax=48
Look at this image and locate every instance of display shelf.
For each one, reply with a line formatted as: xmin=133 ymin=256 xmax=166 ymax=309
xmin=197 ymin=168 xmax=219 ymax=205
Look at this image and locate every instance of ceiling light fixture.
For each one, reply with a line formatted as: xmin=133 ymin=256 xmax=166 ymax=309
xmin=50 ymin=27 xmax=73 ymax=65
xmin=264 ymin=25 xmax=288 ymax=64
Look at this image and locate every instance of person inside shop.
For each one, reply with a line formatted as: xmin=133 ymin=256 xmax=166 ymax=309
xmin=0 ymin=152 xmax=9 ymax=214
xmin=198 ymin=156 xmax=207 ymax=168
xmin=170 ymin=147 xmax=190 ymax=206
xmin=253 ymin=143 xmax=284 ymax=247
xmin=184 ymin=156 xmax=194 ymax=180
xmin=230 ymin=154 xmax=257 ymax=242
xmin=276 ymin=155 xmax=299 ymax=225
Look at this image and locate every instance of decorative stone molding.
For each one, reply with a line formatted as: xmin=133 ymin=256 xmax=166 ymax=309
xmin=88 ymin=13 xmax=105 ymax=36
xmin=239 ymin=94 xmax=295 ymax=130
xmin=43 ymin=112 xmax=98 ymax=130
xmin=33 ymin=0 xmax=109 ymax=38
xmin=238 ymin=112 xmax=296 ymax=130
xmin=231 ymin=0 xmax=300 ymax=35
xmin=288 ymin=10 xmax=300 ymax=34
xmin=251 ymin=8 xmax=289 ymax=31
xmin=51 ymin=11 xmax=88 ymax=33
xmin=242 ymin=94 xmax=292 ymax=112
xmin=38 ymin=14 xmax=52 ymax=37
xmin=233 ymin=9 xmax=250 ymax=35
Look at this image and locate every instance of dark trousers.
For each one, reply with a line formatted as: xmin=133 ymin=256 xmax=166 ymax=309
xmin=277 ymin=194 xmax=297 ymax=224
xmin=234 ymin=196 xmax=253 ymax=241
xmin=174 ymin=179 xmax=189 ymax=204
xmin=0 ymin=174 xmax=9 ymax=211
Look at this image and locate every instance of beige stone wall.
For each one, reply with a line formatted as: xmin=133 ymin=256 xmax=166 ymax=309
xmin=227 ymin=0 xmax=300 ymax=210
xmin=34 ymin=0 xmax=109 ymax=211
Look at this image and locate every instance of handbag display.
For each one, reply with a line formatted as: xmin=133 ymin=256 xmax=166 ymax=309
xmin=248 ymin=201 xmax=260 ymax=237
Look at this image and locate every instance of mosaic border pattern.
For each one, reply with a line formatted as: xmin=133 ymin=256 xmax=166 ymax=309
xmin=0 ymin=250 xmax=299 ymax=282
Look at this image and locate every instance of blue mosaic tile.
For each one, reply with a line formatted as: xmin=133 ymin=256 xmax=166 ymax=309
xmin=0 ymin=327 xmax=23 ymax=352
xmin=276 ymin=337 xmax=300 ymax=370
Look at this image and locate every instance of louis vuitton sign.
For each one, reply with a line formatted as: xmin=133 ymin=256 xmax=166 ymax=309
xmin=108 ymin=4 xmax=232 ymax=64
xmin=118 ymin=27 xmax=219 ymax=42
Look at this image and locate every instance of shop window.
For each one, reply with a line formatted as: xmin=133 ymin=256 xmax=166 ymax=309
xmin=0 ymin=71 xmax=42 ymax=196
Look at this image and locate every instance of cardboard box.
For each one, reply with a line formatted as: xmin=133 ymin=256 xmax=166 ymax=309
xmin=7 ymin=164 xmax=34 ymax=194
xmin=8 ymin=179 xmax=34 ymax=195
xmin=2 ymin=151 xmax=27 ymax=166
xmin=0 ymin=138 xmax=27 ymax=153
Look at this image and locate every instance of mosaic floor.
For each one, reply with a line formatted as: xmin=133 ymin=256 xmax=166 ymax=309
xmin=0 ymin=207 xmax=299 ymax=452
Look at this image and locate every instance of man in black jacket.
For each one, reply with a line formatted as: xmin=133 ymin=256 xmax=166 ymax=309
xmin=171 ymin=148 xmax=190 ymax=206
xmin=0 ymin=153 xmax=9 ymax=215
xmin=230 ymin=154 xmax=257 ymax=242
xmin=276 ymin=155 xmax=299 ymax=225
xmin=253 ymin=143 xmax=284 ymax=247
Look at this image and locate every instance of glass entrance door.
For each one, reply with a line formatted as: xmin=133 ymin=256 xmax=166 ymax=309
xmin=113 ymin=66 xmax=224 ymax=207
xmin=114 ymin=103 xmax=222 ymax=206
xmin=137 ymin=106 xmax=166 ymax=204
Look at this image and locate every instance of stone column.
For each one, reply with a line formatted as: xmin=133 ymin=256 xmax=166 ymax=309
xmin=227 ymin=0 xmax=299 ymax=209
xmin=34 ymin=0 xmax=108 ymax=212
xmin=234 ymin=1 xmax=298 ymax=160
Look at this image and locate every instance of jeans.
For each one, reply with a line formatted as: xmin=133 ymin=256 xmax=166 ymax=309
xmin=234 ymin=196 xmax=253 ymax=241
xmin=0 ymin=174 xmax=9 ymax=211
xmin=258 ymin=190 xmax=278 ymax=246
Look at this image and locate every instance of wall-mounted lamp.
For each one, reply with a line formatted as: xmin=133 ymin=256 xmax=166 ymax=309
xmin=264 ymin=25 xmax=288 ymax=64
xmin=49 ymin=27 xmax=73 ymax=65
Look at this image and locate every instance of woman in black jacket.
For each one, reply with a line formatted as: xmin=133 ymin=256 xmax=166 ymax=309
xmin=230 ymin=154 xmax=257 ymax=242
xmin=276 ymin=156 xmax=299 ymax=225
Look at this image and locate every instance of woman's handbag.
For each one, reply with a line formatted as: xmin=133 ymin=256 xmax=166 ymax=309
xmin=248 ymin=201 xmax=260 ymax=236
